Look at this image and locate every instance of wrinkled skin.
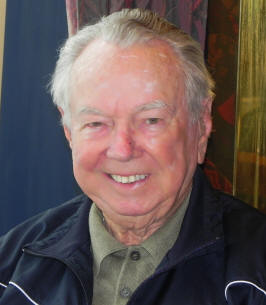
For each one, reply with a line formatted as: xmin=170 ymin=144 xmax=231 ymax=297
xmin=61 ymin=39 xmax=212 ymax=244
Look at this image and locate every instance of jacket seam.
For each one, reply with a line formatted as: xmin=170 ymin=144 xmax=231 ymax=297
xmin=225 ymin=280 xmax=266 ymax=300
xmin=9 ymin=281 xmax=40 ymax=305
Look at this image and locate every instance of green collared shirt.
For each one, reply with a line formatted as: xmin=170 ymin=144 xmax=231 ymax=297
xmin=89 ymin=194 xmax=190 ymax=305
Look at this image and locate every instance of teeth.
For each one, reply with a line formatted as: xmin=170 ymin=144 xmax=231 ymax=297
xmin=110 ymin=174 xmax=147 ymax=184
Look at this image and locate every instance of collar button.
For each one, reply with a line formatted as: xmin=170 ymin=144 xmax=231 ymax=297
xmin=130 ymin=250 xmax=141 ymax=261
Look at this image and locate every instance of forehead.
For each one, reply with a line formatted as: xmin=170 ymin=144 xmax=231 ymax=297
xmin=71 ymin=39 xmax=182 ymax=83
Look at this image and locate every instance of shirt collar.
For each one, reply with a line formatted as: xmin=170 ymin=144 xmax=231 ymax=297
xmin=89 ymin=204 xmax=127 ymax=274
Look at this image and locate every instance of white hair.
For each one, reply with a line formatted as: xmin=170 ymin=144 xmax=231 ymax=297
xmin=50 ymin=8 xmax=214 ymax=127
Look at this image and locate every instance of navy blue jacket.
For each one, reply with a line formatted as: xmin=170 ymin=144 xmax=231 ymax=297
xmin=0 ymin=168 xmax=265 ymax=304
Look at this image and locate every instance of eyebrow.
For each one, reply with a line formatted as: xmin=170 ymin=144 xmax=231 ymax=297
xmin=136 ymin=100 xmax=175 ymax=114
xmin=77 ymin=106 xmax=104 ymax=116
xmin=76 ymin=100 xmax=175 ymax=117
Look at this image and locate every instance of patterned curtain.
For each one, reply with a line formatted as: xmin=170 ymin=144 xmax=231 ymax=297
xmin=65 ymin=0 xmax=209 ymax=50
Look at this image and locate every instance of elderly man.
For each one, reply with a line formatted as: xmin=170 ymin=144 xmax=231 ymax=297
xmin=0 ymin=8 xmax=265 ymax=305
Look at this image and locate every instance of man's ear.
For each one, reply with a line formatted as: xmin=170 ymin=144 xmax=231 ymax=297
xmin=197 ymin=98 xmax=213 ymax=164
xmin=58 ymin=107 xmax=72 ymax=149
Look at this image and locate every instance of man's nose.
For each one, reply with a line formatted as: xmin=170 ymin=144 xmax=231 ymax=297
xmin=106 ymin=128 xmax=135 ymax=161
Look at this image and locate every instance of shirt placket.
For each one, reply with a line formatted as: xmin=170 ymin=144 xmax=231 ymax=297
xmin=114 ymin=246 xmax=154 ymax=305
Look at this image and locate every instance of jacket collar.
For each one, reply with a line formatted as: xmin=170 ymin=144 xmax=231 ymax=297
xmin=157 ymin=166 xmax=225 ymax=271
xmin=24 ymin=195 xmax=92 ymax=257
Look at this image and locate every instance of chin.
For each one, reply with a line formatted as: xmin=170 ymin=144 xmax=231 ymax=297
xmin=102 ymin=198 xmax=155 ymax=218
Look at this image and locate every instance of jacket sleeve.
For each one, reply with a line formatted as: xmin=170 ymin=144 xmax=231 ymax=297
xmin=223 ymin=197 xmax=266 ymax=305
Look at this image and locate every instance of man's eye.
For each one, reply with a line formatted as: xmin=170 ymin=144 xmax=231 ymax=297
xmin=146 ymin=118 xmax=160 ymax=125
xmin=88 ymin=122 xmax=103 ymax=128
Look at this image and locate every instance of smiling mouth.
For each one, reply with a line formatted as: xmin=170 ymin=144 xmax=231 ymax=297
xmin=109 ymin=174 xmax=148 ymax=184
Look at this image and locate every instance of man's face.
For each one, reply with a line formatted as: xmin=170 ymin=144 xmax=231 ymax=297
xmin=64 ymin=40 xmax=211 ymax=219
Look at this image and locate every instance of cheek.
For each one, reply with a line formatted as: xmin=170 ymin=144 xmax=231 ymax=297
xmin=71 ymin=141 xmax=98 ymax=172
xmin=145 ymin=124 xmax=199 ymax=172
xmin=177 ymin=127 xmax=200 ymax=174
xmin=143 ymin=136 xmax=159 ymax=151
xmin=185 ymin=126 xmax=200 ymax=155
xmin=143 ymin=130 xmax=184 ymax=167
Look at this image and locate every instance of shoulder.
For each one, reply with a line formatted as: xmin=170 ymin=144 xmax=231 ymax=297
xmin=218 ymin=192 xmax=266 ymax=243
xmin=194 ymin=167 xmax=266 ymax=246
xmin=0 ymin=193 xmax=89 ymax=243
xmin=0 ymin=194 xmax=91 ymax=286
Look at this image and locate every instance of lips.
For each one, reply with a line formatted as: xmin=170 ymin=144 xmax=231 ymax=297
xmin=110 ymin=174 xmax=148 ymax=184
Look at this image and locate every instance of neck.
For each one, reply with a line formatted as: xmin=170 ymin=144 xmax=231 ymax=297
xmin=103 ymin=214 xmax=167 ymax=245
xmin=102 ymin=191 xmax=190 ymax=246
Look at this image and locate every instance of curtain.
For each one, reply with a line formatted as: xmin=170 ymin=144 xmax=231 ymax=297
xmin=234 ymin=0 xmax=266 ymax=213
xmin=0 ymin=0 xmax=80 ymax=235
